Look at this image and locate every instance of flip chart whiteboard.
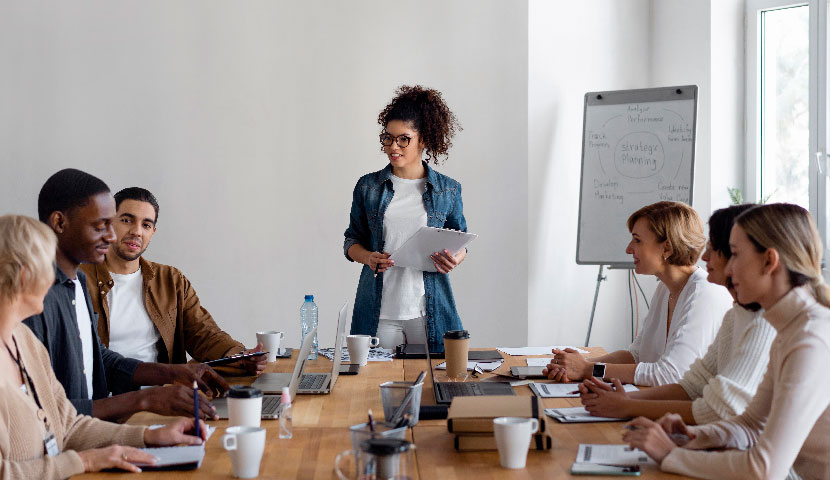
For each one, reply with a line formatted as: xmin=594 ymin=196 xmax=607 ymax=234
xmin=576 ymin=86 xmax=697 ymax=266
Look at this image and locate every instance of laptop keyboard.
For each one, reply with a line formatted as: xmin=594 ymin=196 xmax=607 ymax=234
xmin=438 ymin=382 xmax=481 ymax=399
xmin=299 ymin=373 xmax=327 ymax=390
xmin=262 ymin=395 xmax=281 ymax=415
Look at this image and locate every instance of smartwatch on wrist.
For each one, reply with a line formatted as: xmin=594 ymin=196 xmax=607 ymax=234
xmin=591 ymin=363 xmax=607 ymax=380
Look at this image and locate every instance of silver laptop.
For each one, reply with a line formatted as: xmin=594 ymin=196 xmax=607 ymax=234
xmin=296 ymin=300 xmax=348 ymax=394
xmin=214 ymin=301 xmax=349 ymax=418
xmin=423 ymin=321 xmax=515 ymax=405
xmin=213 ymin=323 xmax=318 ymax=419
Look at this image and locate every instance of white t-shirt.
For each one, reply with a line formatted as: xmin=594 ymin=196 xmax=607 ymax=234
xmin=107 ymin=267 xmax=160 ymax=363
xmin=71 ymin=278 xmax=94 ymax=400
xmin=380 ymin=174 xmax=428 ymax=320
xmin=628 ymin=268 xmax=733 ymax=386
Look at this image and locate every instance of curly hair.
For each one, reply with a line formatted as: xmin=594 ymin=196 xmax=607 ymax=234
xmin=377 ymin=85 xmax=462 ymax=165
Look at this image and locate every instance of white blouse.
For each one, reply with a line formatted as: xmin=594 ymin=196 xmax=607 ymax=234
xmin=629 ymin=268 xmax=733 ymax=386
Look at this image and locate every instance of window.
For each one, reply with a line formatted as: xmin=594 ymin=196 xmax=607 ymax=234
xmin=746 ymin=0 xmax=830 ymax=259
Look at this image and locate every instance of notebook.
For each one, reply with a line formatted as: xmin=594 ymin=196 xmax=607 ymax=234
xmin=529 ymin=382 xmax=638 ymax=398
xmin=133 ymin=446 xmax=205 ymax=471
xmin=545 ymin=406 xmax=626 ymax=423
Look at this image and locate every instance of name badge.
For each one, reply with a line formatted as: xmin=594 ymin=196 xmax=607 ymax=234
xmin=44 ymin=432 xmax=59 ymax=457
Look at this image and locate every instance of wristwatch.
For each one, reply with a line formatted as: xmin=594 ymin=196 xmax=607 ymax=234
xmin=591 ymin=363 xmax=607 ymax=380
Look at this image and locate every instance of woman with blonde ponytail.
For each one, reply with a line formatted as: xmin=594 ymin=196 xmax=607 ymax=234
xmin=623 ymin=203 xmax=830 ymax=480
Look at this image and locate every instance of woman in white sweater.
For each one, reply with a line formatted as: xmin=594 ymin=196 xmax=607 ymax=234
xmin=545 ymin=201 xmax=733 ymax=386
xmin=578 ymin=204 xmax=776 ymax=424
xmin=0 ymin=215 xmax=206 ymax=479
xmin=624 ymin=203 xmax=830 ymax=480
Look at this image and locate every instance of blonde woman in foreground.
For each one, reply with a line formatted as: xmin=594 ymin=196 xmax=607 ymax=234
xmin=624 ymin=203 xmax=830 ymax=479
xmin=0 ymin=215 xmax=206 ymax=479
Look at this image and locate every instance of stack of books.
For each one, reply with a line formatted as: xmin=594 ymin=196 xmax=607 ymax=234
xmin=447 ymin=396 xmax=551 ymax=451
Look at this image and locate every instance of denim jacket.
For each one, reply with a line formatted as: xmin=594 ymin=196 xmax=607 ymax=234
xmin=343 ymin=162 xmax=466 ymax=352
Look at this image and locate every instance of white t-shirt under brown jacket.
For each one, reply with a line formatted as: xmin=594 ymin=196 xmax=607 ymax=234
xmin=0 ymin=324 xmax=146 ymax=479
xmin=661 ymin=286 xmax=830 ymax=479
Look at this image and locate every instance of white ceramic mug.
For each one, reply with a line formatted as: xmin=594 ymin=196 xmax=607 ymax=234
xmin=346 ymin=335 xmax=380 ymax=366
xmin=493 ymin=417 xmax=539 ymax=469
xmin=222 ymin=426 xmax=266 ymax=478
xmin=256 ymin=331 xmax=284 ymax=362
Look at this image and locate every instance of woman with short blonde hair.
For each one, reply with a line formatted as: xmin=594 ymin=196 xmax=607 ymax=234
xmin=545 ymin=201 xmax=732 ymax=386
xmin=0 ymin=215 xmax=56 ymax=303
xmin=0 ymin=215 xmax=206 ymax=479
xmin=626 ymin=201 xmax=707 ymax=267
xmin=626 ymin=203 xmax=830 ymax=479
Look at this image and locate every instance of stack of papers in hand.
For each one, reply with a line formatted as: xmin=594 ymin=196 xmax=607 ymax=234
xmin=529 ymin=382 xmax=638 ymax=398
xmin=545 ymin=407 xmax=626 ymax=423
xmin=498 ymin=346 xmax=589 ymax=356
xmin=436 ymin=360 xmax=503 ymax=372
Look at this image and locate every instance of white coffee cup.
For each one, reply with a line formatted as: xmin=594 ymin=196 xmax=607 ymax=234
xmin=346 ymin=334 xmax=380 ymax=366
xmin=227 ymin=386 xmax=263 ymax=428
xmin=256 ymin=331 xmax=284 ymax=362
xmin=223 ymin=426 xmax=266 ymax=478
xmin=493 ymin=417 xmax=539 ymax=469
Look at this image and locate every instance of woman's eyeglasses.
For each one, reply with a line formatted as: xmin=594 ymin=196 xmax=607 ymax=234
xmin=379 ymin=133 xmax=412 ymax=148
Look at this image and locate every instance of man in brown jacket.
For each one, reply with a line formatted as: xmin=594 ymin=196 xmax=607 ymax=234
xmin=81 ymin=187 xmax=266 ymax=374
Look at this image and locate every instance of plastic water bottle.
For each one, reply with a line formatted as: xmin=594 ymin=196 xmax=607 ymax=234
xmin=279 ymin=386 xmax=293 ymax=439
xmin=300 ymin=294 xmax=318 ymax=360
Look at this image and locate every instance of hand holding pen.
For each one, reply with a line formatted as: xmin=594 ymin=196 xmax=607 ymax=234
xmin=367 ymin=252 xmax=394 ymax=277
xmin=621 ymin=414 xmax=693 ymax=463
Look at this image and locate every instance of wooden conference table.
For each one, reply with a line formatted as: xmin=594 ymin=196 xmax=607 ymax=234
xmin=78 ymin=348 xmax=693 ymax=479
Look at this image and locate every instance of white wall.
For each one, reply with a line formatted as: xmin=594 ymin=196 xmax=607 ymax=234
xmin=528 ymin=0 xmax=656 ymax=351
xmin=0 ymin=1 xmax=528 ymax=350
xmin=528 ymin=0 xmax=745 ymax=351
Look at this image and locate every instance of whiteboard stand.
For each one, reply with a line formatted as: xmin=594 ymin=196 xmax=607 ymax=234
xmin=584 ymin=265 xmax=634 ymax=347
xmin=584 ymin=265 xmax=607 ymax=347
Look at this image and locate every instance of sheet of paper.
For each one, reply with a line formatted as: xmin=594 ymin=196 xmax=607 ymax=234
xmin=526 ymin=358 xmax=554 ymax=366
xmin=576 ymin=444 xmax=656 ymax=466
xmin=545 ymin=407 xmax=624 ymax=423
xmin=435 ymin=360 xmax=503 ymax=372
xmin=498 ymin=346 xmax=589 ymax=356
xmin=530 ymin=382 xmax=638 ymax=398
xmin=318 ymin=347 xmax=394 ymax=362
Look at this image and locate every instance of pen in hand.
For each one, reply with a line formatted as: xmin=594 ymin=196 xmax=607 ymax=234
xmin=193 ymin=381 xmax=201 ymax=439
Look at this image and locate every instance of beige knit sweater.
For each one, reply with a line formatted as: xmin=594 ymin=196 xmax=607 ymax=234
xmin=0 ymin=324 xmax=146 ymax=480
xmin=662 ymin=286 xmax=830 ymax=479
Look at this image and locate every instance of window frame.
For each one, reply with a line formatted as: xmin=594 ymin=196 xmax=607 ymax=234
xmin=745 ymin=0 xmax=829 ymax=262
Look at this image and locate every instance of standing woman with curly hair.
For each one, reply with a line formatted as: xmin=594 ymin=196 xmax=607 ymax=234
xmin=343 ymin=85 xmax=466 ymax=352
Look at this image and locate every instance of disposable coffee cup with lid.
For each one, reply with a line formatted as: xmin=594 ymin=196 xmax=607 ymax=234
xmin=228 ymin=386 xmax=264 ymax=428
xmin=443 ymin=330 xmax=470 ymax=379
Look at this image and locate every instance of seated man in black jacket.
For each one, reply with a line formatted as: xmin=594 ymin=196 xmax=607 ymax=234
xmin=24 ymin=168 xmax=227 ymax=422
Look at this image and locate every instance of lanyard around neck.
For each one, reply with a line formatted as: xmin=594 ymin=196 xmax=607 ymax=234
xmin=4 ymin=336 xmax=49 ymax=427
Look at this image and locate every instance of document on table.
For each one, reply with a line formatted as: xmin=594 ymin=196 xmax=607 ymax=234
xmin=529 ymin=382 xmax=638 ymax=398
xmin=575 ymin=444 xmax=656 ymax=466
xmin=545 ymin=407 xmax=626 ymax=423
xmin=498 ymin=346 xmax=589 ymax=356
xmin=319 ymin=346 xmax=395 ymax=362
xmin=435 ymin=360 xmax=503 ymax=372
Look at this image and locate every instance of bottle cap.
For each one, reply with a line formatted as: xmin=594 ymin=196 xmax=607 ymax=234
xmin=304 ymin=295 xmax=314 ymax=301
xmin=281 ymin=386 xmax=291 ymax=404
